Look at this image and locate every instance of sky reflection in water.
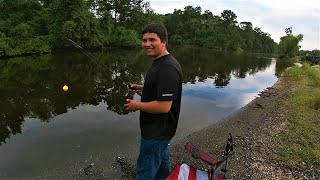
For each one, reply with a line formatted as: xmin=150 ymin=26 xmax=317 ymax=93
xmin=0 ymin=50 xmax=281 ymax=178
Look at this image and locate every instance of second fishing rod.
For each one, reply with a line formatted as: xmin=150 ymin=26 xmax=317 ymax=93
xmin=67 ymin=38 xmax=137 ymax=99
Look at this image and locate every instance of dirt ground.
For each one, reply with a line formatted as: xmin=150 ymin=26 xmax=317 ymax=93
xmin=169 ymin=77 xmax=293 ymax=180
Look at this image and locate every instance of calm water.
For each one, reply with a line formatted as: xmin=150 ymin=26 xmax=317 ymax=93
xmin=0 ymin=47 xmax=291 ymax=179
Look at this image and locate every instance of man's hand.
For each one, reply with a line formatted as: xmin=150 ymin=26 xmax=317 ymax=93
xmin=130 ymin=84 xmax=143 ymax=91
xmin=124 ymin=99 xmax=140 ymax=112
xmin=128 ymin=84 xmax=143 ymax=96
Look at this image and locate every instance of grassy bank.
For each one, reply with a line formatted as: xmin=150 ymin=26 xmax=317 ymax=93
xmin=276 ymin=63 xmax=320 ymax=178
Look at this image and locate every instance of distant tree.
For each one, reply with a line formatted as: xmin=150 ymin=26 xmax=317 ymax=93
xmin=48 ymin=0 xmax=100 ymax=48
xmin=219 ymin=10 xmax=238 ymax=26
xmin=278 ymin=29 xmax=303 ymax=59
xmin=202 ymin=10 xmax=213 ymax=21
xmin=300 ymin=49 xmax=320 ymax=57
xmin=239 ymin=22 xmax=254 ymax=51
xmin=0 ymin=2 xmax=277 ymax=57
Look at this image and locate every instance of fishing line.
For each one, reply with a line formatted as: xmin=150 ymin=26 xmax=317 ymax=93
xmin=67 ymin=38 xmax=131 ymax=87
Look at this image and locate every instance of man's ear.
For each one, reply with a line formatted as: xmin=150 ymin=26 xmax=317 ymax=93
xmin=162 ymin=40 xmax=167 ymax=47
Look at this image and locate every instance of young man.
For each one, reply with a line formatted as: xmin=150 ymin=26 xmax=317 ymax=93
xmin=124 ymin=23 xmax=182 ymax=179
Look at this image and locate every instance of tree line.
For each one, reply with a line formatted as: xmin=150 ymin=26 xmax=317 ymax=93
xmin=0 ymin=0 xmax=280 ymax=57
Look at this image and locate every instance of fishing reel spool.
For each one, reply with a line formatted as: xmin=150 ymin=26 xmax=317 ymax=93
xmin=125 ymin=84 xmax=137 ymax=99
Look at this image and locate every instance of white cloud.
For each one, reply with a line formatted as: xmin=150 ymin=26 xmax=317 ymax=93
xmin=253 ymin=0 xmax=319 ymax=10
xmin=149 ymin=0 xmax=320 ymax=50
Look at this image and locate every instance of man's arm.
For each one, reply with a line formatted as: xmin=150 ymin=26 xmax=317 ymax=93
xmin=124 ymin=99 xmax=172 ymax=114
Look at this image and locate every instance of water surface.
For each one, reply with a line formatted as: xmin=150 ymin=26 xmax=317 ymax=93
xmin=0 ymin=47 xmax=291 ymax=178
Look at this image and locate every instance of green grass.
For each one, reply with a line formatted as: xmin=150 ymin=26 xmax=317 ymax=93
xmin=315 ymin=90 xmax=320 ymax=110
xmin=277 ymin=65 xmax=320 ymax=177
xmin=302 ymin=62 xmax=320 ymax=87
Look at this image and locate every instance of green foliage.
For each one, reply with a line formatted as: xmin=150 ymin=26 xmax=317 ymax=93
xmin=62 ymin=21 xmax=77 ymax=38
xmin=24 ymin=36 xmax=52 ymax=54
xmin=235 ymin=47 xmax=244 ymax=55
xmin=240 ymin=22 xmax=254 ymax=51
xmin=47 ymin=0 xmax=99 ymax=48
xmin=0 ymin=0 xmax=281 ymax=57
xmin=300 ymin=49 xmax=320 ymax=57
xmin=170 ymin=35 xmax=184 ymax=45
xmin=219 ymin=10 xmax=238 ymax=26
xmin=164 ymin=7 xmax=276 ymax=53
xmin=305 ymin=65 xmax=320 ymax=87
xmin=287 ymin=66 xmax=304 ymax=78
xmin=0 ymin=33 xmax=11 ymax=56
xmin=278 ymin=66 xmax=320 ymax=177
xmin=0 ymin=40 xmax=11 ymax=56
xmin=278 ymin=34 xmax=304 ymax=59
xmin=109 ymin=27 xmax=140 ymax=48
xmin=313 ymin=50 xmax=320 ymax=56
xmin=302 ymin=61 xmax=311 ymax=69
xmin=315 ymin=90 xmax=320 ymax=110
xmin=10 ymin=23 xmax=33 ymax=38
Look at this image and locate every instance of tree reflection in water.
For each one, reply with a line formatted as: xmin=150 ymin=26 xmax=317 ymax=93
xmin=0 ymin=47 xmax=290 ymax=146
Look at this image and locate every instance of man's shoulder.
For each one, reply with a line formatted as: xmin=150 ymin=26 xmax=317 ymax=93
xmin=165 ymin=54 xmax=178 ymax=61
xmin=162 ymin=54 xmax=181 ymax=68
xmin=159 ymin=61 xmax=182 ymax=79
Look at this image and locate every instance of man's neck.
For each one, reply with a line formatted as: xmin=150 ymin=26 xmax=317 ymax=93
xmin=154 ymin=50 xmax=169 ymax=59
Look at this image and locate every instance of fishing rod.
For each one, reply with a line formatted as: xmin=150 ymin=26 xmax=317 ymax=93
xmin=67 ymin=38 xmax=137 ymax=98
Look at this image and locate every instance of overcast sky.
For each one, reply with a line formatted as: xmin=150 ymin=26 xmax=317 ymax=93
xmin=148 ymin=0 xmax=320 ymax=50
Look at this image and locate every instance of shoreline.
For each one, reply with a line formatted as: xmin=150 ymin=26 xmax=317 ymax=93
xmin=169 ymin=76 xmax=290 ymax=179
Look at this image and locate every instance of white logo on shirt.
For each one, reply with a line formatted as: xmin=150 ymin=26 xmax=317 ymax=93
xmin=162 ymin=94 xmax=173 ymax=97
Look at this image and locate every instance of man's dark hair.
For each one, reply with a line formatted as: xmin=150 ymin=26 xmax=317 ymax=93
xmin=142 ymin=23 xmax=168 ymax=44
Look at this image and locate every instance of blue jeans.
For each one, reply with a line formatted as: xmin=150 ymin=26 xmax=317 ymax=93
xmin=136 ymin=138 xmax=170 ymax=180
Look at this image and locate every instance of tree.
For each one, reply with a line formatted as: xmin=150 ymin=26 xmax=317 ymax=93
xmin=0 ymin=2 xmax=278 ymax=57
xmin=278 ymin=32 xmax=303 ymax=59
xmin=202 ymin=10 xmax=213 ymax=21
xmin=48 ymin=0 xmax=100 ymax=48
xmin=219 ymin=10 xmax=237 ymax=26
xmin=239 ymin=22 xmax=254 ymax=51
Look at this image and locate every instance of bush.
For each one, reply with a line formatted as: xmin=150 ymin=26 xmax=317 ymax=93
xmin=109 ymin=27 xmax=140 ymax=48
xmin=10 ymin=23 xmax=33 ymax=38
xmin=304 ymin=64 xmax=320 ymax=87
xmin=0 ymin=33 xmax=11 ymax=57
xmin=25 ymin=36 xmax=51 ymax=54
xmin=170 ymin=35 xmax=184 ymax=45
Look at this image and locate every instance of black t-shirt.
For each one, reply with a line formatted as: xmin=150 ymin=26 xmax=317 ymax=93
xmin=140 ymin=54 xmax=182 ymax=140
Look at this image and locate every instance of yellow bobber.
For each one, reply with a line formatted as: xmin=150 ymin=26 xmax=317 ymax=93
xmin=63 ymin=85 xmax=68 ymax=92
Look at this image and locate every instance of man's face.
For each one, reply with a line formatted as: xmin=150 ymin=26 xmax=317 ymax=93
xmin=142 ymin=32 xmax=166 ymax=58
